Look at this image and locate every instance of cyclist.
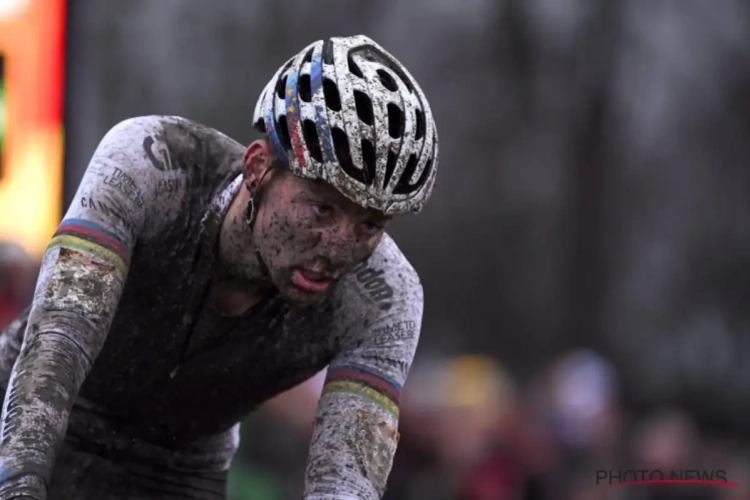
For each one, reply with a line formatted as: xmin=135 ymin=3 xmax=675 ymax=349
xmin=0 ymin=34 xmax=438 ymax=500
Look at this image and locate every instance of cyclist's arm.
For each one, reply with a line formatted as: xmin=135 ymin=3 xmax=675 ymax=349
xmin=0 ymin=117 xmax=167 ymax=499
xmin=303 ymin=241 xmax=423 ymax=500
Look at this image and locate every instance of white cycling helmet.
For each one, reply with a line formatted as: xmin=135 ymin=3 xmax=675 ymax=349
xmin=253 ymin=35 xmax=438 ymax=215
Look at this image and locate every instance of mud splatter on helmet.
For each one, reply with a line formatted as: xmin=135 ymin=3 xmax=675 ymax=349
xmin=253 ymin=35 xmax=438 ymax=215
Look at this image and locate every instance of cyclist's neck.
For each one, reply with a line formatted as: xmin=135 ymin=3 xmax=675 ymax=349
xmin=214 ymin=182 xmax=273 ymax=301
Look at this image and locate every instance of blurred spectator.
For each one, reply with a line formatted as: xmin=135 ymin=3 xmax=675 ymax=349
xmin=549 ymin=350 xmax=620 ymax=456
xmin=0 ymin=241 xmax=34 ymax=330
xmin=386 ymin=354 xmax=519 ymax=500
xmin=517 ymin=350 xmax=623 ymax=500
xmin=631 ymin=410 xmax=698 ymax=472
xmin=721 ymin=454 xmax=750 ymax=500
xmin=625 ymin=410 xmax=716 ymax=500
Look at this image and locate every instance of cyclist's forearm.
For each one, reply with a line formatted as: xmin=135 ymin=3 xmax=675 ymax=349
xmin=304 ymin=391 xmax=400 ymax=500
xmin=0 ymin=473 xmax=46 ymax=499
xmin=0 ymin=207 xmax=131 ymax=499
xmin=0 ymin=309 xmax=101 ymax=498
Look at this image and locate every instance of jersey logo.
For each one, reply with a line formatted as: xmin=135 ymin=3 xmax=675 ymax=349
xmin=352 ymin=262 xmax=393 ymax=311
xmin=143 ymin=136 xmax=175 ymax=171
xmin=373 ymin=320 xmax=417 ymax=346
xmin=102 ymin=167 xmax=144 ymax=208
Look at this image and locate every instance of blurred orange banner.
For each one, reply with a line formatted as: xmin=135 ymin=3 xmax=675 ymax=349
xmin=0 ymin=0 xmax=66 ymax=257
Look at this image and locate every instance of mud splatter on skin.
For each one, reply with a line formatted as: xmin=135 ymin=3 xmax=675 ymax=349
xmin=217 ymin=146 xmax=390 ymax=309
xmin=0 ymin=116 xmax=424 ymax=499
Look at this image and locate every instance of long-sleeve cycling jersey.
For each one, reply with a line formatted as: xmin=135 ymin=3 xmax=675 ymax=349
xmin=0 ymin=116 xmax=423 ymax=500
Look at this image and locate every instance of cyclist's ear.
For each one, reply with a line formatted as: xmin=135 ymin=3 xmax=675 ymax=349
xmin=243 ymin=139 xmax=274 ymax=184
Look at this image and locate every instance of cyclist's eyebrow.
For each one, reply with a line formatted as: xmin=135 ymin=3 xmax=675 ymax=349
xmin=375 ymin=214 xmax=393 ymax=224
xmin=306 ymin=179 xmax=394 ymax=221
xmin=308 ymin=180 xmax=348 ymax=205
xmin=364 ymin=210 xmax=391 ymax=223
xmin=297 ymin=189 xmax=334 ymax=204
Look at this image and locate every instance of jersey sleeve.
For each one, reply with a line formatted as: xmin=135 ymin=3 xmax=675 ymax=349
xmin=0 ymin=117 xmax=169 ymax=499
xmin=303 ymin=236 xmax=424 ymax=500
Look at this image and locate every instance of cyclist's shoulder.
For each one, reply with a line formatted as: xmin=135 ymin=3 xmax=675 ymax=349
xmin=363 ymin=232 xmax=420 ymax=285
xmin=335 ymin=233 xmax=423 ymax=316
xmin=327 ymin=234 xmax=423 ymax=375
xmin=103 ymin=115 xmax=244 ymax=166
xmin=106 ymin=115 xmax=229 ymax=138
xmin=74 ymin=115 xmax=244 ymax=240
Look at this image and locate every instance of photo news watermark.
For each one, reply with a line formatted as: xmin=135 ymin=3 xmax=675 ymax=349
xmin=595 ymin=469 xmax=738 ymax=487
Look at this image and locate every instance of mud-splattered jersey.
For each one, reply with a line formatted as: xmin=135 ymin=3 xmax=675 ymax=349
xmin=0 ymin=116 xmax=423 ymax=500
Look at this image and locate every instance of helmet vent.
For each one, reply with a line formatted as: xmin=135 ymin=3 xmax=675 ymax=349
xmin=323 ymin=79 xmax=341 ymax=111
xmin=361 ymin=139 xmax=376 ymax=185
xmin=354 ymin=90 xmax=374 ymax=126
xmin=332 ymin=127 xmax=366 ymax=185
xmin=388 ymin=103 xmax=404 ymax=139
xmin=275 ymin=75 xmax=287 ymax=100
xmin=303 ymin=47 xmax=314 ymax=64
xmin=378 ymin=69 xmax=398 ymax=91
xmin=383 ymin=149 xmax=398 ymax=188
xmin=394 ymin=154 xmax=418 ymax=194
xmin=298 ymin=74 xmax=312 ymax=102
xmin=277 ymin=116 xmax=292 ymax=151
xmin=415 ymin=109 xmax=425 ymax=140
xmin=348 ymin=56 xmax=364 ymax=78
xmin=302 ymin=119 xmax=323 ymax=163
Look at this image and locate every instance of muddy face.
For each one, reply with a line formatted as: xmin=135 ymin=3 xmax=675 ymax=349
xmin=252 ymin=169 xmax=389 ymax=305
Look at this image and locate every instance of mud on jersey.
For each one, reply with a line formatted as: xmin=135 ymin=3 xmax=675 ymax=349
xmin=0 ymin=116 xmax=424 ymax=499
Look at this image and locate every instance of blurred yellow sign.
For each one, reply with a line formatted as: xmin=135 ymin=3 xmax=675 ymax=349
xmin=0 ymin=0 xmax=66 ymax=257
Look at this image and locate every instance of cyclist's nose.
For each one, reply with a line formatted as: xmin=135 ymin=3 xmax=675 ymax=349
xmin=317 ymin=221 xmax=361 ymax=263
xmin=320 ymin=219 xmax=358 ymax=247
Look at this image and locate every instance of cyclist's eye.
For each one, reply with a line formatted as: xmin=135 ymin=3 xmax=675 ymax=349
xmin=311 ymin=203 xmax=333 ymax=218
xmin=361 ymin=220 xmax=383 ymax=236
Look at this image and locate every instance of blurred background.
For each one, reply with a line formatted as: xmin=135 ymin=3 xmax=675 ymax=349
xmin=2 ymin=0 xmax=750 ymax=498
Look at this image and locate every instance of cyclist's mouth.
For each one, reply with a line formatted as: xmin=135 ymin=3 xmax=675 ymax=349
xmin=291 ymin=268 xmax=333 ymax=293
